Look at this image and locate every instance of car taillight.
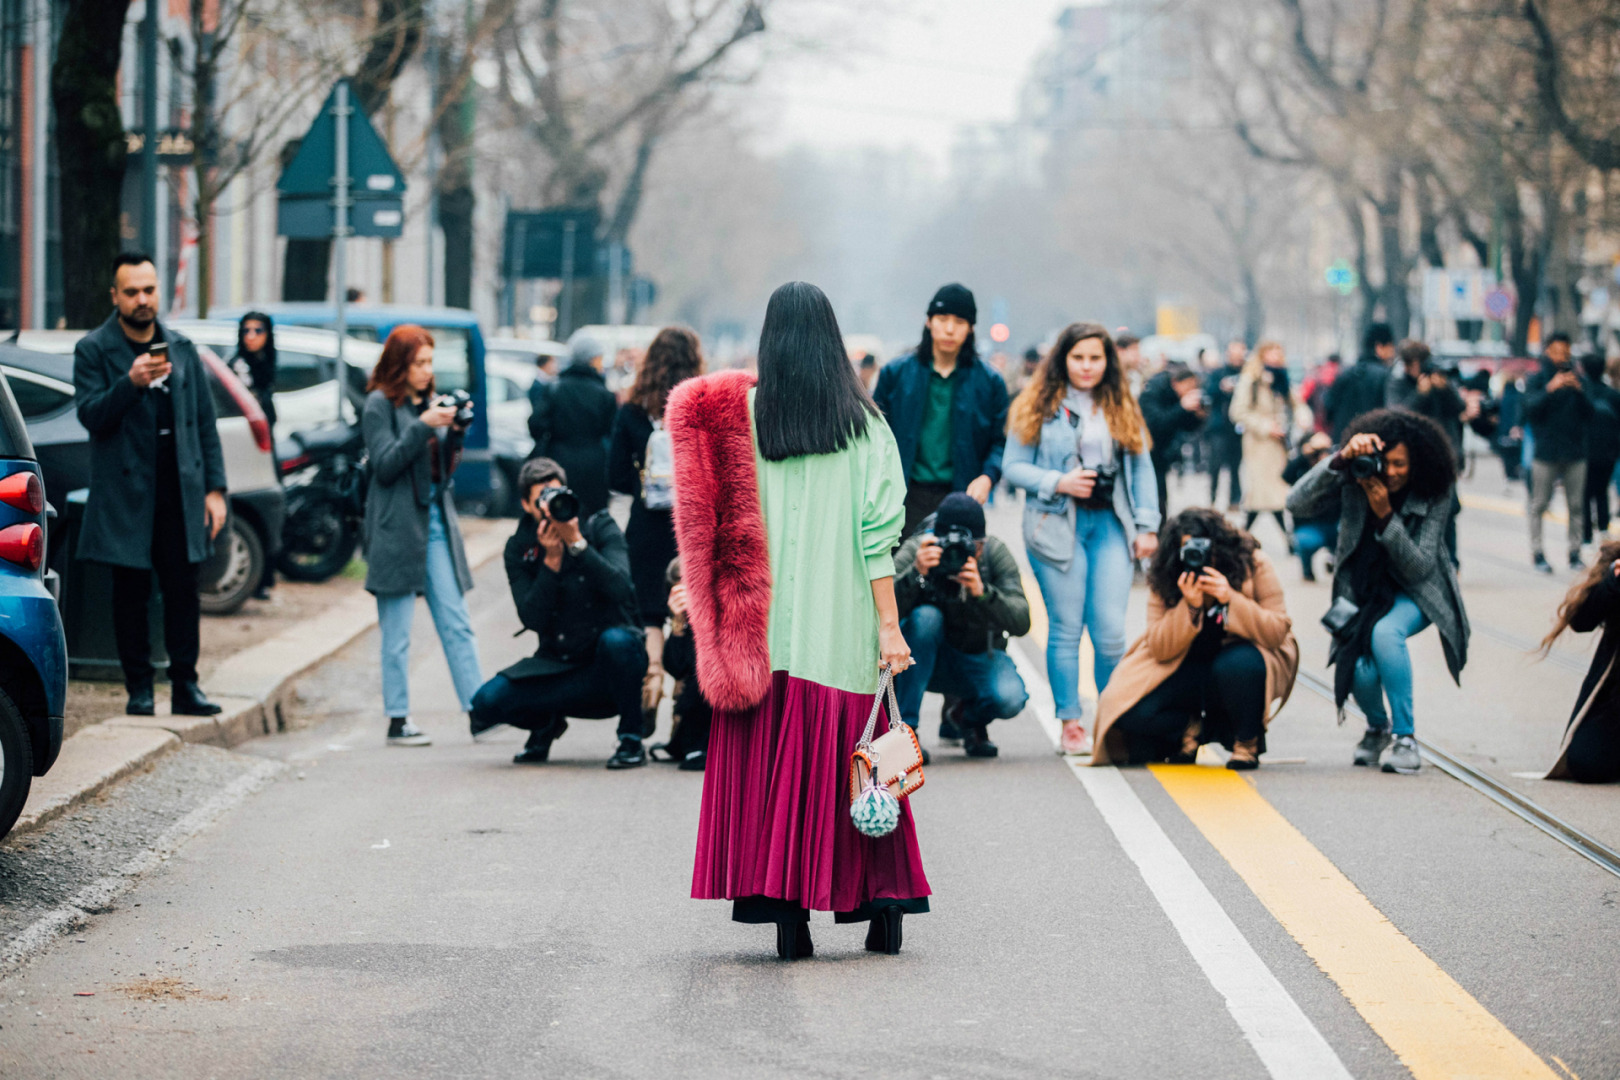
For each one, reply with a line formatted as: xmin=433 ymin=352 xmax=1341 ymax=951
xmin=280 ymin=453 xmax=312 ymax=473
xmin=0 ymin=523 xmax=43 ymax=570
xmin=250 ymin=416 xmax=272 ymax=453
xmin=0 ymin=472 xmax=43 ymax=515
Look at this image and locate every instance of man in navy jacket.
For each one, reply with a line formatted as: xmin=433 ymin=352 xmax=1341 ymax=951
xmin=873 ymin=284 xmax=1010 ymax=537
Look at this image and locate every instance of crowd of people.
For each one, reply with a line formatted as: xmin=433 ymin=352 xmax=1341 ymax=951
xmin=297 ymin=276 xmax=1612 ymax=960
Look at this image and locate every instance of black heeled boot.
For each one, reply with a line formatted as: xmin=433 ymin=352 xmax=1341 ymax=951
xmin=864 ymin=906 xmax=904 ymax=955
xmin=775 ymin=920 xmax=813 ymax=960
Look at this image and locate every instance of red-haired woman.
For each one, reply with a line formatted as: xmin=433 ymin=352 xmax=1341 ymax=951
xmin=362 ymin=325 xmax=485 ymax=746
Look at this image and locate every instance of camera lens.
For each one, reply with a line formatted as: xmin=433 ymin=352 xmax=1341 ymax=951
xmin=542 ymin=487 xmax=580 ymax=523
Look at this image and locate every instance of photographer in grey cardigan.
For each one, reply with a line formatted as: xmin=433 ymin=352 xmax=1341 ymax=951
xmin=361 ymin=326 xmax=484 ymax=747
xmin=74 ymin=253 xmax=228 ymax=718
xmin=1287 ymin=408 xmax=1469 ymax=775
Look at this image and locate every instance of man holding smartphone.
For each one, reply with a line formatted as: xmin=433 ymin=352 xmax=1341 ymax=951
xmin=73 ymin=253 xmax=228 ymax=717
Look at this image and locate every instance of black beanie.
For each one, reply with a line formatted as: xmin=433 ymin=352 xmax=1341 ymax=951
xmin=933 ymin=493 xmax=985 ymax=539
xmin=927 ymin=283 xmax=977 ymax=325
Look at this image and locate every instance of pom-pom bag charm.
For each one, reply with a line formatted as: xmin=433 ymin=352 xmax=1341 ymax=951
xmin=848 ymin=664 xmax=924 ymax=839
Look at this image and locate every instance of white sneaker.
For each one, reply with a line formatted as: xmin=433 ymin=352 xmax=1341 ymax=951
xmin=387 ymin=718 xmax=432 ymax=746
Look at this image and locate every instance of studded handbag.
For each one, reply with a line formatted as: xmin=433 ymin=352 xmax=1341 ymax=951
xmin=848 ymin=665 xmax=925 ymax=838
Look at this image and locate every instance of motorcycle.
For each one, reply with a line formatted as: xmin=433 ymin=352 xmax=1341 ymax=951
xmin=275 ymin=423 xmax=366 ymax=582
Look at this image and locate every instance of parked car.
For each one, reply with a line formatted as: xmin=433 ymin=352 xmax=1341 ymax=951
xmin=8 ymin=333 xmax=285 ymax=615
xmin=0 ymin=370 xmax=68 ymax=838
xmin=482 ymin=355 xmax=543 ymax=517
xmin=484 ymin=335 xmax=566 ymax=369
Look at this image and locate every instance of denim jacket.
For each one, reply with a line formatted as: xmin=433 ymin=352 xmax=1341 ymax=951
xmin=1003 ymin=412 xmax=1160 ymax=566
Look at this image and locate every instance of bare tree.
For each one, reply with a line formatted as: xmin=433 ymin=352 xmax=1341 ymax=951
xmin=1522 ymin=0 xmax=1620 ymax=171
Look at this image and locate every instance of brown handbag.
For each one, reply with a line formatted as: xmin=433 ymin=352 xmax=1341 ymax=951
xmin=849 ymin=666 xmax=925 ymax=803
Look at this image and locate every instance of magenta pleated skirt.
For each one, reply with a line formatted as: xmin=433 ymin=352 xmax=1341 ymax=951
xmin=692 ymin=671 xmax=931 ymax=912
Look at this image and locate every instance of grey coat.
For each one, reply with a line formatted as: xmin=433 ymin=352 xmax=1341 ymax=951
xmin=72 ymin=314 xmax=227 ymax=568
xmin=360 ymin=390 xmax=474 ymax=596
xmin=1287 ymin=455 xmax=1469 ymax=682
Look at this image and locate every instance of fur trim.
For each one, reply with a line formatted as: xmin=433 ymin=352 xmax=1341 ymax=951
xmin=667 ymin=371 xmax=773 ymax=711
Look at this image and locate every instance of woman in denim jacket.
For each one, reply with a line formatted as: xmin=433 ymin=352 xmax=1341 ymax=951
xmin=1004 ymin=322 xmax=1160 ymax=754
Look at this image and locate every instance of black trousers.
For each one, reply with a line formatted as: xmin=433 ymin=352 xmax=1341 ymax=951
xmin=1151 ymin=451 xmax=1172 ymax=523
xmin=1207 ymin=434 xmax=1242 ymax=506
xmin=1114 ymin=641 xmax=1267 ymax=764
xmin=110 ymin=508 xmax=202 ymax=690
xmin=469 ymin=626 xmax=648 ymax=739
xmin=903 ymin=481 xmax=953 ymax=539
xmin=1584 ymin=456 xmax=1616 ymax=540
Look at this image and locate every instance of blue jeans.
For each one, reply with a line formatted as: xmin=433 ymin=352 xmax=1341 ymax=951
xmin=1295 ymin=521 xmax=1338 ymax=577
xmin=1351 ymin=592 xmax=1430 ymax=737
xmin=376 ymin=502 xmax=484 ymax=717
xmin=1028 ymin=507 xmax=1132 ymax=720
xmin=895 ymin=605 xmax=1029 ymax=729
xmin=470 ymin=626 xmax=648 ymax=740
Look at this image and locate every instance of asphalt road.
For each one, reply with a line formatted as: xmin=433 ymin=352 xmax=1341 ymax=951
xmin=1 ymin=459 xmax=1617 ymax=1079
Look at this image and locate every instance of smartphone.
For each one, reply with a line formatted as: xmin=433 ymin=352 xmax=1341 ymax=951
xmin=147 ymin=341 xmax=171 ymax=388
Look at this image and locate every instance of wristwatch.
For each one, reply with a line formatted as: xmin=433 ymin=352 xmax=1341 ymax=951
xmin=568 ymin=537 xmax=588 ymax=556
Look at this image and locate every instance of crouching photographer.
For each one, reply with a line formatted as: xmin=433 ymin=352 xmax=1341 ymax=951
xmin=1286 ymin=409 xmax=1469 ymax=774
xmin=893 ymin=494 xmax=1031 ymax=760
xmin=1091 ymin=509 xmax=1298 ymax=770
xmin=468 ymin=457 xmax=650 ymax=769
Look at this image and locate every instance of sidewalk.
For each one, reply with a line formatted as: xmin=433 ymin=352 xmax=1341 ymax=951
xmin=9 ymin=518 xmax=513 ymax=838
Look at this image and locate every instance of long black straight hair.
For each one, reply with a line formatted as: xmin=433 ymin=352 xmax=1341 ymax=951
xmin=754 ymin=281 xmax=878 ymax=461
xmin=915 ymin=324 xmax=977 ymax=369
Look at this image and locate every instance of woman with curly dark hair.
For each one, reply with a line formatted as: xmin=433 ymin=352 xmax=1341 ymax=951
xmin=1090 ymin=509 xmax=1298 ymax=769
xmin=609 ymin=326 xmax=706 ymax=720
xmin=1287 ymin=408 xmax=1469 ymax=774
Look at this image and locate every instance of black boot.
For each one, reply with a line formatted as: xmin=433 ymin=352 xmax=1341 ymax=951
xmin=126 ymin=684 xmax=155 ymax=717
xmin=864 ymin=905 xmax=904 ymax=955
xmin=775 ymin=920 xmax=813 ymax=960
xmin=513 ymin=718 xmax=567 ymax=764
xmin=171 ymin=681 xmax=222 ymax=716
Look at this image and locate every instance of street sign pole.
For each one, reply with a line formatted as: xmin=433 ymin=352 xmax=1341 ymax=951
xmin=560 ymin=218 xmax=577 ymax=340
xmin=140 ymin=0 xmax=158 ymax=257
xmin=333 ymin=82 xmax=352 ymax=423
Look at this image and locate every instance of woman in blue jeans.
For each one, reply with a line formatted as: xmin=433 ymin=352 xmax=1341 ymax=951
xmin=1004 ymin=322 xmax=1160 ymax=755
xmin=1286 ymin=408 xmax=1469 ymax=773
xmin=360 ymin=326 xmax=485 ymax=746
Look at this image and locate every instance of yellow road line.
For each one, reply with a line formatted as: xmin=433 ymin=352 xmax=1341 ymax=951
xmin=1020 ymin=571 xmax=1096 ymax=700
xmin=1461 ymin=491 xmax=1566 ymax=525
xmin=1149 ymin=765 xmax=1559 ymax=1080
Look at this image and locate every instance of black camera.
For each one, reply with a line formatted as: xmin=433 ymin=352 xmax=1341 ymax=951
xmin=539 ymin=485 xmax=580 ymax=523
xmin=931 ymin=525 xmax=977 ymax=581
xmin=1078 ymin=462 xmax=1118 ymax=510
xmin=433 ymin=388 xmax=475 ymax=427
xmin=1179 ymin=536 xmax=1212 ymax=574
xmin=1348 ymin=452 xmax=1385 ymax=480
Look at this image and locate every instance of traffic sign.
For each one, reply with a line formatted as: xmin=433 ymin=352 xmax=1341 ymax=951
xmin=1324 ymin=259 xmax=1358 ymax=296
xmin=276 ymin=80 xmax=406 ymax=239
xmin=503 ymin=208 xmax=600 ymax=279
xmin=1484 ymin=288 xmax=1515 ymax=322
xmin=989 ymin=323 xmax=1011 ymax=344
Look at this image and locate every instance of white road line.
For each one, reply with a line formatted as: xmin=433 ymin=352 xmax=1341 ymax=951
xmin=1009 ymin=645 xmax=1353 ymax=1080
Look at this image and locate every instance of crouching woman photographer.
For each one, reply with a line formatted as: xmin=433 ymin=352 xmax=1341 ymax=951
xmin=1287 ymin=409 xmax=1469 ymax=774
xmin=1090 ymin=509 xmax=1298 ymax=769
xmin=362 ymin=325 xmax=485 ymax=746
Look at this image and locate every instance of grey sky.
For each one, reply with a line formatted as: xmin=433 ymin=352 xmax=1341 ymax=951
xmin=756 ymin=0 xmax=1078 ymax=164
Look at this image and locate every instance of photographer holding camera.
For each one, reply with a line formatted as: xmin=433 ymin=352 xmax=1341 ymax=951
xmin=892 ymin=494 xmax=1030 ymax=760
xmin=1524 ymin=332 xmax=1593 ymax=572
xmin=468 ymin=457 xmax=649 ymax=769
xmin=361 ymin=326 xmax=485 ymax=747
xmin=1092 ymin=509 xmax=1298 ymax=770
xmin=1287 ymin=408 xmax=1469 ymax=774
xmin=1386 ymin=340 xmax=1466 ymax=461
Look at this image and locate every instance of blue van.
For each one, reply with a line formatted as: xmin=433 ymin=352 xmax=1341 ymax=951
xmin=0 ymin=372 xmax=68 ymax=838
xmin=216 ymin=304 xmax=497 ymax=510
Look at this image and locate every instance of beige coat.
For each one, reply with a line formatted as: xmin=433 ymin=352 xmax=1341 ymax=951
xmin=1091 ymin=552 xmax=1299 ymax=766
xmin=1229 ymin=371 xmax=1292 ymax=512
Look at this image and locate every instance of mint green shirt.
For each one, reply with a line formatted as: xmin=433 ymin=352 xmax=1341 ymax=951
xmin=750 ymin=390 xmax=906 ymax=696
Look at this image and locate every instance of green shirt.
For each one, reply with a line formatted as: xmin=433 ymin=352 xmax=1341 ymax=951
xmin=750 ymin=389 xmax=906 ymax=696
xmin=911 ymin=363 xmax=961 ymax=484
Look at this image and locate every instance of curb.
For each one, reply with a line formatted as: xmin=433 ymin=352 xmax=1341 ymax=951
xmin=7 ymin=524 xmax=510 ymax=839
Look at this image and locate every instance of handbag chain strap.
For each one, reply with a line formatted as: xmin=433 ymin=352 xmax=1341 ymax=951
xmin=857 ymin=664 xmax=903 ymax=751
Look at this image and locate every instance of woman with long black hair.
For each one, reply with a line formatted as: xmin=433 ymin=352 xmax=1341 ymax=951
xmin=1287 ymin=408 xmax=1469 ymax=774
xmin=609 ymin=326 xmax=705 ymax=722
xmin=1091 ymin=509 xmax=1298 ymax=769
xmin=1002 ymin=322 xmax=1160 ymax=755
xmin=668 ymin=281 xmax=927 ymax=959
xmin=230 ymin=312 xmax=279 ymax=599
xmin=1541 ymin=544 xmax=1620 ymax=783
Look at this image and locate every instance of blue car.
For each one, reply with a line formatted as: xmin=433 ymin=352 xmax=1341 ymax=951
xmin=0 ymin=372 xmax=67 ymax=838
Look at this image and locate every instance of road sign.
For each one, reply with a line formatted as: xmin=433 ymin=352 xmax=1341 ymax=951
xmin=1484 ymin=288 xmax=1515 ymax=322
xmin=503 ymin=208 xmax=600 ymax=279
xmin=989 ymin=323 xmax=1011 ymax=344
xmin=276 ymin=80 xmax=406 ymax=239
xmin=1324 ymin=259 xmax=1358 ymax=296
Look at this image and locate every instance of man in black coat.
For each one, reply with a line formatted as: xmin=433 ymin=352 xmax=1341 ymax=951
xmin=1202 ymin=340 xmax=1247 ymax=508
xmin=468 ymin=457 xmax=649 ymax=769
xmin=528 ymin=335 xmax=617 ymax=518
xmin=873 ymin=284 xmax=1010 ymax=536
xmin=1385 ymin=340 xmax=1466 ymax=461
xmin=1581 ymin=355 xmax=1620 ymax=543
xmin=74 ymin=253 xmax=228 ymax=717
xmin=1524 ymin=332 xmax=1594 ymax=571
xmin=1325 ymin=323 xmax=1397 ymax=440
xmin=1139 ymin=363 xmax=1207 ymax=517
